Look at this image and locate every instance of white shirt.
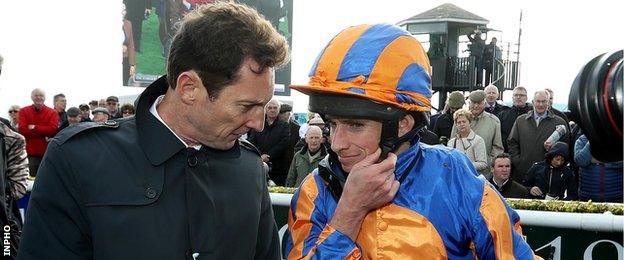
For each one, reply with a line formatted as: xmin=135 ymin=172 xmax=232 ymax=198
xmin=149 ymin=95 xmax=201 ymax=150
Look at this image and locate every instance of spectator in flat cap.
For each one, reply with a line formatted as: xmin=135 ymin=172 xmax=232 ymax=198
xmin=308 ymin=117 xmax=325 ymax=127
xmin=106 ymin=96 xmax=122 ymax=119
xmin=277 ymin=103 xmax=300 ymax=179
xmin=59 ymin=107 xmax=83 ymax=131
xmin=451 ymin=90 xmax=504 ymax=172
xmin=433 ymin=91 xmax=465 ymax=143
xmin=78 ymin=104 xmax=92 ymax=122
xmin=278 ymin=104 xmax=293 ymax=122
xmin=92 ymin=107 xmax=110 ymax=123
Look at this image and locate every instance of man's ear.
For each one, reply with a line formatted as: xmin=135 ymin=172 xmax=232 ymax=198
xmin=175 ymin=71 xmax=202 ymax=105
xmin=398 ymin=114 xmax=415 ymax=137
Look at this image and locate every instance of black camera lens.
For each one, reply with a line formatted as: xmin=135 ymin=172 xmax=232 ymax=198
xmin=569 ymin=50 xmax=623 ymax=162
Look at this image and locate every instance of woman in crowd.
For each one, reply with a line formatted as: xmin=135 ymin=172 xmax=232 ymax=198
xmin=7 ymin=105 xmax=20 ymax=129
xmin=120 ymin=103 xmax=135 ymax=118
xmin=447 ymin=109 xmax=488 ymax=176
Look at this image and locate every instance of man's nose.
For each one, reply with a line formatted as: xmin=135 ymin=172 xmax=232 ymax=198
xmin=330 ymin=126 xmax=348 ymax=152
xmin=247 ymin=109 xmax=265 ymax=132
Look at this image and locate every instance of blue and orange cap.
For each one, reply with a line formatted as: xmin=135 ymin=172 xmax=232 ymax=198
xmin=290 ymin=23 xmax=432 ymax=113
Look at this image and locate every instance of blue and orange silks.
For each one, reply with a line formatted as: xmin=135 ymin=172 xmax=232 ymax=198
xmin=285 ymin=143 xmax=538 ymax=259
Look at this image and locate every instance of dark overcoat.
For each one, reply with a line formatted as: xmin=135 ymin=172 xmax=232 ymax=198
xmin=18 ymin=77 xmax=280 ymax=260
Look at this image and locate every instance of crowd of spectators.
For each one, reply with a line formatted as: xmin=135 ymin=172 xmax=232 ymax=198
xmin=241 ymin=83 xmax=621 ymax=204
xmin=1 ymin=83 xmax=622 ymax=204
xmin=1 ymin=90 xmax=136 ymax=184
xmin=431 ymin=85 xmax=622 ymax=202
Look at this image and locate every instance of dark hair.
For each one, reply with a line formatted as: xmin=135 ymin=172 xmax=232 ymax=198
xmin=166 ymin=2 xmax=289 ymax=99
xmin=120 ymin=103 xmax=135 ymax=114
xmin=491 ymin=152 xmax=511 ymax=167
xmin=53 ymin=93 xmax=66 ymax=102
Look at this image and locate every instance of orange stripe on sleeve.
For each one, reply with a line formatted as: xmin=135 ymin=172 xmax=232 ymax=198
xmin=288 ymin=177 xmax=320 ymax=259
xmin=514 ymin=221 xmax=524 ymax=237
xmin=479 ymin=184 xmax=514 ymax=260
xmin=313 ymin=24 xmax=371 ymax=82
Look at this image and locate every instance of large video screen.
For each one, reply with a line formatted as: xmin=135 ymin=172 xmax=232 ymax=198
xmin=122 ymin=0 xmax=293 ymax=95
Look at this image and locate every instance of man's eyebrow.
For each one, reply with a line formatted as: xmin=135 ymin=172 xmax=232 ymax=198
xmin=238 ymin=100 xmax=265 ymax=106
xmin=331 ymin=118 xmax=363 ymax=124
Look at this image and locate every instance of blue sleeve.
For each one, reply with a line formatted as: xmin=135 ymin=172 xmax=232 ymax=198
xmin=285 ymin=175 xmax=361 ymax=259
xmin=574 ymin=135 xmax=592 ymax=167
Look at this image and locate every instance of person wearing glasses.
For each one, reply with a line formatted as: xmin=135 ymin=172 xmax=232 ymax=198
xmin=498 ymin=86 xmax=532 ymax=152
xmin=7 ymin=105 xmax=20 ymax=130
xmin=508 ymin=90 xmax=567 ymax=185
xmin=120 ymin=103 xmax=136 ymax=118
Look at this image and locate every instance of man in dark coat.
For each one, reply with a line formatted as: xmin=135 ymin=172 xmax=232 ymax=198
xmin=433 ymin=91 xmax=465 ymax=142
xmin=498 ymin=86 xmax=532 ymax=152
xmin=467 ymin=30 xmax=485 ymax=86
xmin=247 ymin=99 xmax=290 ymax=186
xmin=18 ymin=3 xmax=289 ymax=259
xmin=488 ymin=153 xmax=530 ymax=199
xmin=278 ymin=103 xmax=300 ymax=179
xmin=53 ymin=93 xmax=67 ymax=127
xmin=508 ymin=90 xmax=567 ymax=184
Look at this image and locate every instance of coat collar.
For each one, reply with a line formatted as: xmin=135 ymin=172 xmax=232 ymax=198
xmin=135 ymin=76 xmax=186 ymax=166
xmin=135 ymin=76 xmax=242 ymax=165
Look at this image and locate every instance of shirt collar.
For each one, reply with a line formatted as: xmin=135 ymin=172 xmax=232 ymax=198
xmin=149 ymin=95 xmax=201 ymax=150
xmin=493 ymin=178 xmax=509 ymax=188
xmin=533 ymin=110 xmax=548 ymax=120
